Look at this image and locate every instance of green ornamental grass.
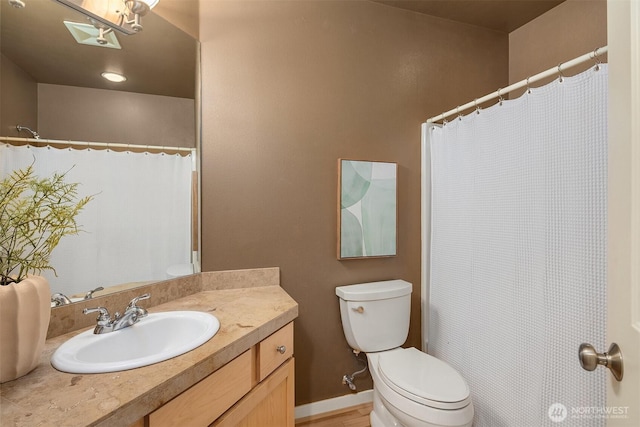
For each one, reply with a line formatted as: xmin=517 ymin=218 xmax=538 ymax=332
xmin=0 ymin=164 xmax=93 ymax=286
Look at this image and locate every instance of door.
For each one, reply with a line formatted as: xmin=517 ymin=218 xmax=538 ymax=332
xmin=606 ymin=0 xmax=640 ymax=425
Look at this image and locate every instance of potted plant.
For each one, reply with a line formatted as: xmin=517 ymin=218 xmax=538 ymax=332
xmin=0 ymin=164 xmax=92 ymax=383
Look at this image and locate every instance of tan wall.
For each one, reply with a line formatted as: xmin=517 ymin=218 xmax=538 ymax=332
xmin=37 ymin=84 xmax=196 ymax=147
xmin=154 ymin=0 xmax=199 ymax=40
xmin=1 ymin=60 xmax=195 ymax=147
xmin=200 ymin=0 xmax=508 ymax=404
xmin=509 ymin=0 xmax=607 ymax=90
xmin=1 ymin=54 xmax=38 ymax=137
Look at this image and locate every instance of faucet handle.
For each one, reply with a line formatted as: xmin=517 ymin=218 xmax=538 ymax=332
xmin=127 ymin=293 xmax=150 ymax=308
xmin=83 ymin=307 xmax=112 ymax=325
xmin=84 ymin=286 xmax=104 ymax=300
xmin=126 ymin=293 xmax=150 ymax=318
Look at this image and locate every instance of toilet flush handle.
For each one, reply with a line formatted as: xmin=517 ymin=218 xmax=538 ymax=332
xmin=352 ymin=306 xmax=364 ymax=313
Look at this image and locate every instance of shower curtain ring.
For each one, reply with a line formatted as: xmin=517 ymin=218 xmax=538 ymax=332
xmin=593 ymin=47 xmax=601 ymax=71
xmin=456 ymin=106 xmax=462 ymax=121
xmin=498 ymin=88 xmax=504 ymax=106
xmin=557 ymin=63 xmax=564 ymax=82
xmin=442 ymin=113 xmax=448 ymax=125
xmin=526 ymin=77 xmax=531 ymax=94
xmin=474 ymin=99 xmax=480 ymax=114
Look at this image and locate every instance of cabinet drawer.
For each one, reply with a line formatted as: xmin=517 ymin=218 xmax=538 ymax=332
xmin=148 ymin=350 xmax=253 ymax=427
xmin=257 ymin=322 xmax=293 ymax=382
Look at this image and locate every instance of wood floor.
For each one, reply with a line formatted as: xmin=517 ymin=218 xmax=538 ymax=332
xmin=295 ymin=403 xmax=373 ymax=427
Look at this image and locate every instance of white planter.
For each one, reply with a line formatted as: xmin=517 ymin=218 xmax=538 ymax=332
xmin=0 ymin=276 xmax=51 ymax=383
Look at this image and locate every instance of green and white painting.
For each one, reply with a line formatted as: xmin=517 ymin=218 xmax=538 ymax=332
xmin=338 ymin=159 xmax=397 ymax=259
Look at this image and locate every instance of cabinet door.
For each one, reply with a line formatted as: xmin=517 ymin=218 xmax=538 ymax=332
xmin=213 ymin=358 xmax=295 ymax=427
xmin=148 ymin=350 xmax=253 ymax=427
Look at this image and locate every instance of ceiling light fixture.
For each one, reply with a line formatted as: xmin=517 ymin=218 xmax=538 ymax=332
xmin=8 ymin=0 xmax=26 ymax=8
xmin=101 ymin=72 xmax=127 ymax=83
xmin=140 ymin=0 xmax=160 ymax=9
xmin=54 ymin=0 xmax=160 ymax=35
xmin=123 ymin=0 xmax=155 ymax=32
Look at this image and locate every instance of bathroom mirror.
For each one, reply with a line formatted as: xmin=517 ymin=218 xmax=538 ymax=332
xmin=1 ymin=0 xmax=196 ymax=102
xmin=0 ymin=0 xmax=199 ymax=303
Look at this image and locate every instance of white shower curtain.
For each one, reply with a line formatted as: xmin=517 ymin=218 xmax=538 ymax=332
xmin=428 ymin=65 xmax=608 ymax=426
xmin=0 ymin=144 xmax=193 ymax=296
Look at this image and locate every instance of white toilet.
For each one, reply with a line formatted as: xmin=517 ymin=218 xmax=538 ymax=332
xmin=336 ymin=280 xmax=474 ymax=427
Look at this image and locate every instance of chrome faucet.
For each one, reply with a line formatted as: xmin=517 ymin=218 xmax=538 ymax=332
xmin=51 ymin=286 xmax=105 ymax=307
xmin=83 ymin=293 xmax=150 ymax=334
xmin=51 ymin=293 xmax=72 ymax=307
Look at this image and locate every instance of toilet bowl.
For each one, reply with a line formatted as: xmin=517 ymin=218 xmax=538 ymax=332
xmin=368 ymin=348 xmax=473 ymax=427
xmin=166 ymin=263 xmax=194 ymax=279
xmin=336 ymin=280 xmax=474 ymax=427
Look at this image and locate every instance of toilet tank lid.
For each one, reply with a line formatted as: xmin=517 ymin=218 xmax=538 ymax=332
xmin=335 ymin=280 xmax=412 ymax=301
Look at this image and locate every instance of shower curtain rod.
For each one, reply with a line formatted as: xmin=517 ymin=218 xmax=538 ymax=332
xmin=0 ymin=136 xmax=195 ymax=155
xmin=425 ymin=46 xmax=608 ymax=124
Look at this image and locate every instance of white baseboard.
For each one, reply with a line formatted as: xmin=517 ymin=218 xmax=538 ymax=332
xmin=294 ymin=389 xmax=374 ymax=420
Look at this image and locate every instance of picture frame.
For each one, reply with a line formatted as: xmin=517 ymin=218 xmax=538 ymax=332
xmin=338 ymin=159 xmax=397 ymax=260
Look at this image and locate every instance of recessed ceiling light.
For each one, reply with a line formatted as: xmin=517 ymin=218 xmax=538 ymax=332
xmin=101 ymin=72 xmax=127 ymax=83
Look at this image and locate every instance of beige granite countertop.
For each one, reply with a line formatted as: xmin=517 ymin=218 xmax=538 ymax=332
xmin=0 ymin=279 xmax=298 ymax=427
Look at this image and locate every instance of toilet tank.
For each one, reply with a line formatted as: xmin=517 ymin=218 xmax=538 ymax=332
xmin=335 ymin=280 xmax=411 ymax=353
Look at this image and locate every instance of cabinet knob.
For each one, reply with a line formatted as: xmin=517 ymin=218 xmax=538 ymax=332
xmin=276 ymin=345 xmax=287 ymax=354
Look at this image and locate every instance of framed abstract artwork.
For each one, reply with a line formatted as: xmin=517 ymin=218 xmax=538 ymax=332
xmin=338 ymin=159 xmax=397 ymax=259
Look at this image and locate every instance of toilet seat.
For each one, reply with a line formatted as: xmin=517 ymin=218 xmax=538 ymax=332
xmin=377 ymin=347 xmax=471 ymax=410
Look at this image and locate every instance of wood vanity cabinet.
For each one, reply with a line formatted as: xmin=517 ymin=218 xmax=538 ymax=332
xmin=138 ymin=322 xmax=294 ymax=427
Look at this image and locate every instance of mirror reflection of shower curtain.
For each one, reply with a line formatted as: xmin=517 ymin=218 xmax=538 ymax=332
xmin=429 ymin=65 xmax=608 ymax=426
xmin=0 ymin=145 xmax=193 ymax=296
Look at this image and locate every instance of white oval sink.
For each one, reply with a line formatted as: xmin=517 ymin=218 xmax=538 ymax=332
xmin=51 ymin=311 xmax=220 ymax=374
